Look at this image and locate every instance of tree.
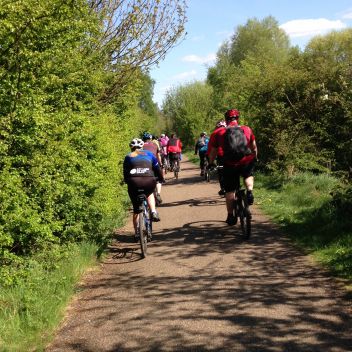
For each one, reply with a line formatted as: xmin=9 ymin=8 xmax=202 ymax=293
xmin=162 ymin=81 xmax=215 ymax=146
xmin=89 ymin=0 xmax=187 ymax=102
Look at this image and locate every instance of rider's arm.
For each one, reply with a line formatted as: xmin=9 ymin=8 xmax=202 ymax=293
xmin=152 ymin=155 xmax=165 ymax=183
xmin=250 ymin=138 xmax=258 ymax=159
xmin=208 ymin=147 xmax=217 ymax=165
xmin=157 ymin=150 xmax=162 ymax=165
xmin=122 ymin=157 xmax=130 ymax=183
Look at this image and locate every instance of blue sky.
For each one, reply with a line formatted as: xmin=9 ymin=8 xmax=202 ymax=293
xmin=150 ymin=0 xmax=352 ymax=107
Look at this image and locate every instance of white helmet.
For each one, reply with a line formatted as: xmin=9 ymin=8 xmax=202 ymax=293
xmin=129 ymin=138 xmax=144 ymax=149
xmin=160 ymin=133 xmax=165 ymax=138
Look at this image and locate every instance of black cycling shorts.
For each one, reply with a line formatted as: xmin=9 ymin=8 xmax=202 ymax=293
xmin=168 ymin=152 xmax=180 ymax=161
xmin=223 ymin=161 xmax=255 ymax=193
xmin=127 ymin=177 xmax=156 ymax=213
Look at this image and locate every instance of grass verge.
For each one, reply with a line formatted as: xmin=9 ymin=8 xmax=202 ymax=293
xmin=255 ymin=173 xmax=352 ymax=284
xmin=184 ymin=150 xmax=200 ymax=165
xmin=0 ymin=242 xmax=99 ymax=352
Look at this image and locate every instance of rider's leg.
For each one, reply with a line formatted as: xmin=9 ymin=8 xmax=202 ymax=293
xmin=242 ymin=161 xmax=255 ymax=205
xmin=155 ymin=182 xmax=162 ymax=203
xmin=133 ymin=213 xmax=139 ymax=233
xmin=147 ymin=193 xmax=156 ymax=213
xmin=244 ymin=175 xmax=254 ymax=191
xmin=199 ymin=152 xmax=205 ymax=175
xmin=225 ymin=192 xmax=235 ymax=214
xmin=148 ymin=192 xmax=161 ymax=221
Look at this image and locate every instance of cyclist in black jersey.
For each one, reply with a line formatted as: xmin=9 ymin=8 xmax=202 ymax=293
xmin=123 ymin=138 xmax=164 ymax=235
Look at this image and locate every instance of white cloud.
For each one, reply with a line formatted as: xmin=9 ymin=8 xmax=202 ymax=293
xmin=280 ymin=18 xmax=346 ymax=38
xmin=172 ymin=70 xmax=197 ymax=80
xmin=341 ymin=10 xmax=352 ymax=19
xmin=181 ymin=53 xmax=216 ymax=64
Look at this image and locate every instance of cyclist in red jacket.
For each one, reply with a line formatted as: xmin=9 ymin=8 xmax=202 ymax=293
xmin=167 ymin=133 xmax=182 ymax=172
xmin=208 ymin=109 xmax=257 ymax=225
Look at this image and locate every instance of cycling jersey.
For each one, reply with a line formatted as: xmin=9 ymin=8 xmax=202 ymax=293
xmin=143 ymin=141 xmax=159 ymax=158
xmin=159 ymin=136 xmax=169 ymax=147
xmin=208 ymin=121 xmax=255 ymax=167
xmin=167 ymin=138 xmax=182 ymax=153
xmin=123 ymin=149 xmax=162 ymax=180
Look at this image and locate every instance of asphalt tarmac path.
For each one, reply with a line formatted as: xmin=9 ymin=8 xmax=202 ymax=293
xmin=47 ymin=157 xmax=352 ymax=352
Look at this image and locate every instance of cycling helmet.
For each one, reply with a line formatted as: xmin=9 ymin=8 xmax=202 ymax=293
xmin=200 ymin=131 xmax=207 ymax=137
xmin=224 ymin=109 xmax=240 ymax=120
xmin=129 ymin=138 xmax=144 ymax=149
xmin=160 ymin=133 xmax=165 ymax=138
xmin=142 ymin=131 xmax=152 ymax=141
xmin=216 ymin=120 xmax=226 ymax=128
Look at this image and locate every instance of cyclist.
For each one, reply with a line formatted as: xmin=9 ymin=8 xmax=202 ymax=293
xmin=123 ymin=138 xmax=164 ymax=238
xmin=194 ymin=132 xmax=209 ymax=176
xmin=208 ymin=109 xmax=258 ymax=225
xmin=207 ymin=120 xmax=227 ymax=195
xmin=167 ymin=133 xmax=182 ymax=172
xmin=142 ymin=132 xmax=163 ymax=204
xmin=159 ymin=133 xmax=169 ymax=171
xmin=152 ymin=134 xmax=161 ymax=150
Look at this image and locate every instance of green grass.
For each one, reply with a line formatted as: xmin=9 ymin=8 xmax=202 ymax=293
xmin=184 ymin=150 xmax=200 ymax=164
xmin=255 ymin=172 xmax=352 ymax=283
xmin=0 ymin=242 xmax=99 ymax=352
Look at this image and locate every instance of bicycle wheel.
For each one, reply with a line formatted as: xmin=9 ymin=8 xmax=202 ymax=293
xmin=146 ymin=208 xmax=153 ymax=242
xmin=174 ymin=161 xmax=179 ymax=179
xmin=138 ymin=205 xmax=148 ymax=258
xmin=239 ymin=197 xmax=251 ymax=239
xmin=205 ymin=169 xmax=210 ymax=182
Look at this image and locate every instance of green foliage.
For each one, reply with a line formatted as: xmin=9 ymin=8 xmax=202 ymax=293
xmin=162 ymin=81 xmax=217 ymax=146
xmin=256 ymin=173 xmax=352 ymax=280
xmin=164 ymin=16 xmax=352 ymax=177
xmin=0 ymin=0 xmax=186 ymax=286
xmin=0 ymin=242 xmax=98 ymax=352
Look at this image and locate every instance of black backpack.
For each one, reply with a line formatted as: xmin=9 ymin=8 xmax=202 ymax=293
xmin=223 ymin=126 xmax=252 ymax=161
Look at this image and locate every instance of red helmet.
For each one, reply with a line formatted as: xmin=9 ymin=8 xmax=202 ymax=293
xmin=224 ymin=109 xmax=240 ymax=119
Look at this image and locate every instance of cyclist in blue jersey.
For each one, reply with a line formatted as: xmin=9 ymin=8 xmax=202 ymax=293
xmin=123 ymin=138 xmax=164 ymax=237
xmin=195 ymin=132 xmax=209 ymax=176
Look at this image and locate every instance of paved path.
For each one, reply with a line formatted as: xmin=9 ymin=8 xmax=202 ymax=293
xmin=47 ymin=157 xmax=352 ymax=352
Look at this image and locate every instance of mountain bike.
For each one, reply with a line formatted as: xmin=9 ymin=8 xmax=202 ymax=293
xmin=136 ymin=193 xmax=152 ymax=258
xmin=233 ymin=182 xmax=251 ymax=239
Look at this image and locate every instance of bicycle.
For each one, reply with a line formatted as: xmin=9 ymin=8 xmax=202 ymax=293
xmin=233 ymin=179 xmax=251 ymax=239
xmin=136 ymin=193 xmax=152 ymax=258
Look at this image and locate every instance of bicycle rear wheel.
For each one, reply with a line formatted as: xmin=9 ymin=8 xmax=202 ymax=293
xmin=205 ymin=169 xmax=210 ymax=182
xmin=138 ymin=206 xmax=148 ymax=258
xmin=174 ymin=161 xmax=179 ymax=179
xmin=146 ymin=208 xmax=152 ymax=242
xmin=239 ymin=197 xmax=251 ymax=239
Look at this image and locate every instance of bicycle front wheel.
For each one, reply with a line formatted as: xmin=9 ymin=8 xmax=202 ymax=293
xmin=138 ymin=207 xmax=148 ymax=258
